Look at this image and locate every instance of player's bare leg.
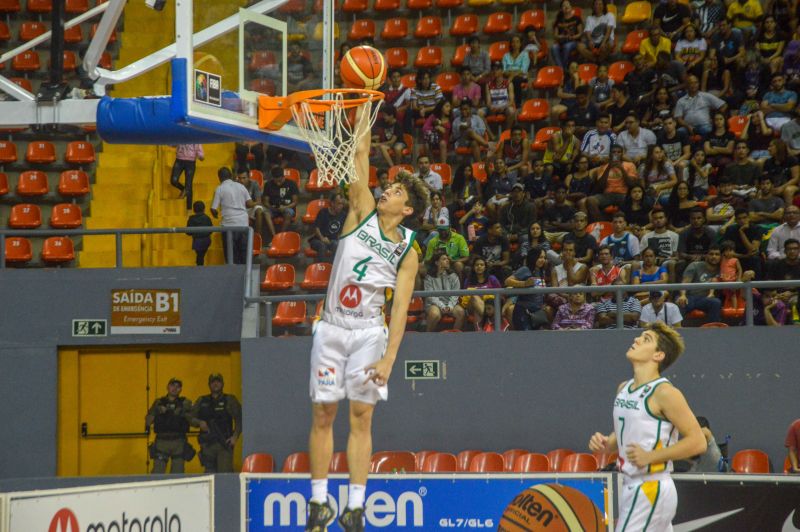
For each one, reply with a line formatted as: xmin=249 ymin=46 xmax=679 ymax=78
xmin=339 ymin=400 xmax=375 ymax=531
xmin=307 ymin=402 xmax=338 ymax=531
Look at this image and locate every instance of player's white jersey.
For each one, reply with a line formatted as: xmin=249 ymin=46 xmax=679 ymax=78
xmin=613 ymin=377 xmax=678 ymax=480
xmin=322 ymin=210 xmax=416 ymax=329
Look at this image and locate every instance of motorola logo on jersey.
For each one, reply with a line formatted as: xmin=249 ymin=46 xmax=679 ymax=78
xmin=49 ymin=509 xmax=79 ymax=532
xmin=339 ymin=284 xmax=362 ymax=308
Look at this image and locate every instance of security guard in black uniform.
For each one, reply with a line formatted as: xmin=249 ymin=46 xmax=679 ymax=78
xmin=145 ymin=377 xmax=194 ymax=474
xmin=190 ymin=373 xmax=242 ymax=473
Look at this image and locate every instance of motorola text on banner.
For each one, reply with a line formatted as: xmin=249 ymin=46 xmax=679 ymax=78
xmin=6 ymin=477 xmax=213 ymax=532
xmin=243 ymin=474 xmax=612 ymax=530
xmin=110 ymin=289 xmax=181 ymax=334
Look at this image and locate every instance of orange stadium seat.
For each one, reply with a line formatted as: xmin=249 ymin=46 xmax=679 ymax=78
xmin=488 ymin=41 xmax=509 ymax=62
xmin=371 ymin=451 xmax=416 ymax=473
xmin=450 ymin=14 xmax=478 ymax=37
xmin=532 ymin=66 xmax=564 ymax=89
xmin=252 ymin=233 xmax=262 ymax=257
xmin=59 ymin=50 xmax=78 ymax=71
xmin=10 ymin=77 xmax=32 ymax=92
xmin=532 ymin=126 xmax=561 ymax=151
xmin=784 ymin=456 xmax=792 ymax=474
xmin=469 ymin=452 xmax=504 ymax=472
xmin=5 ymin=237 xmax=32 ymax=265
xmin=456 ymin=450 xmax=482 ymax=472
xmin=261 ymin=263 xmax=295 ymax=291
xmin=19 ymin=20 xmax=46 ymax=41
xmin=300 ymin=262 xmax=332 ymax=290
xmin=700 ymin=321 xmax=728 ymax=328
xmin=728 ymin=115 xmax=749 ymax=139
xmin=622 ymin=30 xmax=648 ymax=54
xmin=547 ymin=448 xmax=575 ymax=472
xmin=0 ymin=21 xmax=9 ymax=42
xmin=388 ymin=164 xmax=413 ymax=182
xmin=422 ymin=452 xmax=458 ymax=472
xmin=65 ymin=0 xmax=88 ymax=13
xmin=468 ymin=0 xmax=493 ymax=6
xmin=594 ymin=451 xmax=618 ymax=469
xmin=437 ymin=0 xmax=462 ymax=6
xmin=272 ymin=301 xmax=306 ymax=327
xmin=578 ymin=63 xmax=598 ymax=84
xmin=347 ymin=19 xmax=375 ymax=41
xmin=721 ymin=292 xmax=745 ymax=320
xmin=381 ymin=17 xmax=408 ymax=40
xmin=27 ymin=0 xmax=51 ymax=13
xmin=414 ymin=46 xmax=442 ymax=68
xmin=518 ymin=98 xmax=549 ymax=122
xmin=732 ymin=449 xmax=770 ymax=473
xmin=451 ymin=44 xmax=469 ymax=67
xmin=249 ymin=51 xmax=276 ymax=72
xmin=282 ymin=452 xmax=310 ymax=473
xmin=560 ymin=453 xmax=599 ymax=472
xmin=621 ymin=1 xmax=652 ymax=25
xmin=374 ymin=0 xmax=400 ymax=11
xmin=430 ymin=162 xmax=452 ymax=185
xmin=608 ymin=60 xmax=634 ymax=84
xmin=400 ymin=72 xmax=417 ymax=89
xmin=0 ymin=0 xmax=21 ymax=15
xmin=587 ymin=221 xmax=614 ymax=243
xmin=403 ymin=296 xmax=424 ymax=325
xmin=342 ymin=0 xmax=369 ymax=12
xmin=283 ymin=168 xmax=300 ymax=186
xmin=267 ymin=232 xmax=301 ymax=258
xmin=513 ymin=453 xmax=550 ymax=472
xmin=407 ymin=0 xmax=432 ymax=8
xmin=0 ymin=141 xmax=17 ymax=164
xmin=386 ymin=47 xmax=408 ymax=69
xmin=0 ymin=172 xmax=8 ymax=195
xmin=517 ymin=9 xmax=545 ymax=31
xmin=302 ymin=199 xmax=330 ymax=225
xmin=330 ymin=451 xmax=349 ymax=473
xmin=41 ymin=236 xmax=74 ymax=263
xmin=368 ymin=165 xmax=378 ymax=188
xmin=242 ymin=453 xmax=274 ymax=473
xmin=502 ymin=449 xmax=529 ymax=471
xmin=306 ymin=169 xmax=335 ymax=193
xmin=58 ymin=169 xmax=89 ymax=197
xmin=415 ymin=450 xmax=438 ymax=472
xmin=277 ymin=0 xmax=304 ymax=12
xmin=26 ymin=141 xmax=56 ymax=164
xmin=99 ymin=52 xmax=113 ymax=69
xmin=415 ymin=16 xmax=442 ymax=39
xmin=12 ymin=50 xmax=40 ymax=73
xmin=484 ymin=12 xmax=512 ymax=34
xmin=471 ymin=161 xmax=487 ymax=183
xmin=63 ymin=24 xmax=83 ymax=44
xmin=16 ymin=170 xmax=49 ymax=196
xmin=435 ymin=72 xmax=460 ymax=95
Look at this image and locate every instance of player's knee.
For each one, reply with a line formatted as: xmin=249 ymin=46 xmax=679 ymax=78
xmin=311 ymin=403 xmax=338 ymax=429
xmin=349 ymin=402 xmax=374 ymax=433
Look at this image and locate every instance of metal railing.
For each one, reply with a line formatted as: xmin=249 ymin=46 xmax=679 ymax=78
xmin=247 ymin=280 xmax=800 ymax=337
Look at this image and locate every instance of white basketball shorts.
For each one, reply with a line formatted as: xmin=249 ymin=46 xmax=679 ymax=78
xmin=309 ymin=319 xmax=388 ymax=404
xmin=616 ymin=476 xmax=677 ymax=532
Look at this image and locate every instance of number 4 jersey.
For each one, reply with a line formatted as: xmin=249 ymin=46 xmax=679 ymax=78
xmin=323 ymin=210 xmax=417 ymax=329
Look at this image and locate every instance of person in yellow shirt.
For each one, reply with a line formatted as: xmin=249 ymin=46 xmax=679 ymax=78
xmin=639 ymin=26 xmax=673 ymax=67
xmin=726 ymin=0 xmax=762 ymax=38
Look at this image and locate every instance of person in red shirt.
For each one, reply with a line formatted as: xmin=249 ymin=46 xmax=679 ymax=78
xmin=786 ymin=419 xmax=800 ymax=473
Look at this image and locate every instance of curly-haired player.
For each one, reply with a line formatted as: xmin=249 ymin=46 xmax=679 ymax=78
xmin=305 ymin=109 xmax=429 ymax=532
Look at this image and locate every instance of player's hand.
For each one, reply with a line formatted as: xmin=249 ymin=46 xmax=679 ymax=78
xmin=588 ymin=432 xmax=609 ymax=453
xmin=365 ymin=358 xmax=393 ymax=387
xmin=625 ymin=444 xmax=652 ymax=467
xmin=676 ymin=295 xmax=688 ymax=307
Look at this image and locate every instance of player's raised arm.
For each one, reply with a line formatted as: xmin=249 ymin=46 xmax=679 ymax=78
xmin=348 ymin=104 xmax=378 ymax=223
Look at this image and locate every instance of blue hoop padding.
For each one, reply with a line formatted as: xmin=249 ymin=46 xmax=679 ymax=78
xmin=96 ymin=58 xmax=310 ymax=152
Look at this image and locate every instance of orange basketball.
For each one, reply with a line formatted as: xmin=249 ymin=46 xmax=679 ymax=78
xmin=498 ymin=484 xmax=605 ymax=532
xmin=340 ymin=45 xmax=387 ymax=90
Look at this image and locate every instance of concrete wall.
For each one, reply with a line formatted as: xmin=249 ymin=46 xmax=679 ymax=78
xmin=243 ymin=328 xmax=800 ymax=471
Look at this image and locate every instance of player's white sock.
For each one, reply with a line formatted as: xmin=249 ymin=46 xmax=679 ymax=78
xmin=347 ymin=484 xmax=366 ymax=509
xmin=311 ymin=479 xmax=328 ymax=504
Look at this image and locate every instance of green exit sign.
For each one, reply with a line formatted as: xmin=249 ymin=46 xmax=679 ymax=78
xmin=405 ymin=360 xmax=440 ymax=380
xmin=72 ymin=319 xmax=107 ymax=337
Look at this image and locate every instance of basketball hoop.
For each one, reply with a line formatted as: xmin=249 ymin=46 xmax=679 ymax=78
xmin=258 ymin=89 xmax=384 ymax=186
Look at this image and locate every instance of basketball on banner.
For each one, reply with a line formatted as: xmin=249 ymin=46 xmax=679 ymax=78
xmin=498 ymin=484 xmax=605 ymax=531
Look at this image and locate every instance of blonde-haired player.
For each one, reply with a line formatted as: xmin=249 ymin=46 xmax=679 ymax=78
xmin=306 ymin=107 xmax=430 ymax=532
xmin=589 ymin=322 xmax=707 ymax=531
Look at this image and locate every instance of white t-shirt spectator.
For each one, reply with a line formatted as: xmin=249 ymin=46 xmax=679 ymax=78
xmin=416 ymin=170 xmax=443 ymax=192
xmin=211 ymin=179 xmax=251 ymax=227
xmin=616 ymin=127 xmax=657 ymax=161
xmin=674 ymin=92 xmax=726 ymax=129
xmin=640 ymin=301 xmax=683 ymax=326
xmin=584 ymin=13 xmax=616 ymax=45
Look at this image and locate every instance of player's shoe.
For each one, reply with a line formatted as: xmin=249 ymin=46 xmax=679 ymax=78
xmin=338 ymin=506 xmax=365 ymax=532
xmin=305 ymin=501 xmax=334 ymax=532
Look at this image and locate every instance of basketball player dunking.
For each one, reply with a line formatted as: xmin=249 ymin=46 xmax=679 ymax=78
xmin=589 ymin=322 xmax=707 ymax=531
xmin=305 ymin=111 xmax=429 ymax=532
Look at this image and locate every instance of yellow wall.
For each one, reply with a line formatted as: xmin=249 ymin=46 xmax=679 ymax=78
xmin=58 ymin=344 xmax=241 ymax=476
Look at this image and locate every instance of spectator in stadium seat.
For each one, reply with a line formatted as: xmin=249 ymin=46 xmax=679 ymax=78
xmin=464 ymin=36 xmax=491 ymax=86
xmin=595 ymin=290 xmax=642 ymax=328
xmin=473 ymin=222 xmax=512 ymax=279
xmin=525 ymin=157 xmax=557 ymax=206
xmin=373 ymin=106 xmax=406 ymax=167
xmin=711 ymin=19 xmax=746 ymax=72
xmin=502 ymin=36 xmax=529 ymax=108
xmin=235 ymin=141 xmax=263 ymax=173
xmin=639 ymin=26 xmax=673 ymax=68
xmin=187 ymin=201 xmax=213 ymax=266
xmin=577 ymin=0 xmax=615 ymax=63
xmin=422 ymin=100 xmax=453 ymax=164
xmin=566 ymin=85 xmax=600 ymax=139
xmin=723 ymin=141 xmax=760 ymax=197
xmin=762 ymin=73 xmax=798 ymax=132
xmin=677 ymin=207 xmax=715 ymax=276
xmin=675 ymin=25 xmax=707 ymax=78
xmin=423 ymin=218 xmax=470 ymax=277
xmin=408 ymin=70 xmax=444 ymax=129
xmin=452 ymin=68 xmax=485 ymax=119
xmin=519 ymin=221 xmax=556 ymax=263
xmin=552 ymin=0 xmax=584 ymax=69
xmin=310 ymin=192 xmax=347 ymax=261
xmin=617 ymin=114 xmax=657 ymax=165
xmin=493 ymin=126 xmax=530 ymax=180
xmin=486 ymin=62 xmax=516 ymax=131
xmin=706 ymin=178 xmax=746 ymax=227
xmin=653 ymin=52 xmax=687 ymax=96
xmin=583 ymin=144 xmax=639 ymax=220
xmin=722 ymin=208 xmax=764 ymax=277
xmin=633 ymin=247 xmax=669 ymax=286
xmin=552 ymin=290 xmax=596 ymax=329
xmin=674 ymin=75 xmax=728 ymax=137
xmin=626 ymin=55 xmax=658 ymax=112
xmin=424 ymin=252 xmax=465 ymax=331
xmin=640 ymin=145 xmax=678 ymax=207
xmin=726 ymin=0 xmax=763 ymax=40
xmin=703 ymin=111 xmax=736 ymax=170
xmin=607 ymin=85 xmax=637 ymax=134
xmin=640 ymin=208 xmax=679 ymax=280
xmin=643 ymin=87 xmax=674 ymax=135
xmin=486 ymin=156 xmax=516 ymax=217
xmin=506 ymin=247 xmax=551 ymax=330
xmin=767 ymin=206 xmax=800 ymax=259
xmin=459 ymin=201 xmax=491 ymax=243
xmin=552 ymin=240 xmax=590 ymax=286
xmin=452 ymin=100 xmax=490 ymax=162
xmin=463 ymin=255 xmax=502 ymax=324
xmin=449 ymin=164 xmax=485 ymax=222
xmin=500 ymin=183 xmax=536 ymax=254
xmin=749 ymin=176 xmax=786 ymax=224
xmin=383 ymin=70 xmax=411 ymax=117
xmin=753 ymin=288 xmax=788 ymax=325
xmin=695 ymin=0 xmax=726 ymax=40
xmin=701 ymin=54 xmax=733 ymax=99
xmin=589 ymin=65 xmax=615 ymax=109
xmin=769 ymin=238 xmax=800 ymax=318
xmin=421 ymin=192 xmax=450 ymax=245
xmin=622 ymin=183 xmax=655 ymax=232
xmin=542 ymin=183 xmax=577 ymax=233
xmin=780 ymin=109 xmax=800 ymax=157
xmin=170 ymin=144 xmax=204 ymax=210
xmin=552 ymin=62 xmax=583 ymax=120
xmin=601 ymin=212 xmax=641 ymax=266
xmin=564 ymin=156 xmax=593 ymax=205
xmin=667 ymin=180 xmax=703 ymax=231
xmin=657 ymin=117 xmax=691 ymax=176
xmin=262 ymin=166 xmax=299 ymax=234
xmin=211 ymin=167 xmax=254 ymax=265
xmin=756 ymin=16 xmax=786 ymax=75
xmin=590 ymin=245 xmax=630 ymax=289
xmin=581 ymin=113 xmax=616 ymax=166
xmin=762 ymin=139 xmax=800 ymax=205
xmin=414 ymin=154 xmax=443 ymax=193
xmin=654 ymin=0 xmax=692 ymax=41
xmin=287 ymin=42 xmax=315 ymax=92
xmin=563 ymin=212 xmax=598 ymax=266
xmin=785 ymin=418 xmax=800 ymax=473
xmin=639 ymin=290 xmax=684 ymax=327
xmin=676 ymin=244 xmax=723 ymax=322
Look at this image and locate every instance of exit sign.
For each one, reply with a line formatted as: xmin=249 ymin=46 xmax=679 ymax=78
xmin=72 ymin=319 xmax=107 ymax=337
xmin=405 ymin=360 xmax=440 ymax=380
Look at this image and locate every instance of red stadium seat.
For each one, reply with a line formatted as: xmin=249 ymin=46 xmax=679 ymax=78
xmin=560 ymin=453 xmax=599 ymax=472
xmin=546 ymin=448 xmax=575 ymax=472
xmin=370 ymin=451 xmax=417 ymax=473
xmin=300 ymin=262 xmax=332 ymax=290
xmin=435 ymin=72 xmax=460 ymax=95
xmin=518 ymin=98 xmax=549 ymax=122
xmin=700 ymin=322 xmax=728 ymax=328
xmin=721 ymin=292 xmax=745 ymax=320
xmin=277 ymin=0 xmax=304 ymax=13
xmin=578 ymin=63 xmax=598 ymax=84
xmin=471 ymin=161 xmax=487 ymax=183
xmin=374 ymin=0 xmax=400 ymax=11
xmin=608 ymin=60 xmax=634 ymax=84
xmin=415 ymin=16 xmax=442 ymax=39
xmin=302 ymin=199 xmax=330 ymax=225
xmin=65 ymin=0 xmax=89 ymax=13
xmin=513 ymin=453 xmax=550 ymax=472
xmin=728 ymin=115 xmax=749 ymax=139
xmin=41 ymin=236 xmax=75 ymax=263
xmin=622 ymin=30 xmax=648 ymax=55
xmin=381 ymin=17 xmax=408 ymax=40
xmin=19 ymin=21 xmax=47 ymax=41
xmin=403 ymin=296 xmax=424 ymax=325
xmin=26 ymin=141 xmax=56 ymax=164
xmin=0 ymin=172 xmax=7 ymax=195
xmin=532 ymin=126 xmax=561 ymax=151
xmin=587 ymin=221 xmax=614 ymax=243
xmin=347 ymin=19 xmax=375 ymax=41
xmin=261 ymin=263 xmax=295 ymax=291
xmin=430 ymin=162 xmax=452 ymax=185
xmin=59 ymin=50 xmax=78 ymax=71
xmin=483 ymin=12 xmax=512 ymax=34
xmin=450 ymin=44 xmax=469 ymax=67
xmin=58 ymin=169 xmax=90 ymax=197
xmin=249 ymin=51 xmax=277 ymax=72
xmin=329 ymin=451 xmax=349 ymax=473
xmin=386 ymin=47 xmax=408 ymax=69
xmin=248 ymin=169 xmax=264 ymax=189
xmin=456 ymin=449 xmax=482 ymax=472
xmin=532 ymin=66 xmax=564 ymax=89
xmin=488 ymin=41 xmax=509 ymax=62
xmin=272 ymin=301 xmax=306 ymax=327
xmin=5 ymin=237 xmax=32 ymax=264
xmin=436 ymin=0 xmax=462 ymax=6
xmin=0 ymin=0 xmax=21 ymax=15
xmin=415 ymin=450 xmax=438 ymax=472
xmin=469 ymin=451 xmax=504 ymax=472
xmin=63 ymin=24 xmax=83 ymax=44
xmin=282 ymin=452 xmax=310 ymax=473
xmin=9 ymin=77 xmax=32 ymax=92
xmin=732 ymin=449 xmax=770 ymax=473
xmin=784 ymin=456 xmax=792 ymax=474
xmin=422 ymin=452 xmax=458 ymax=472
xmin=400 ymin=73 xmax=417 ymax=89
xmin=342 ymin=0 xmax=369 ymax=12
xmin=0 ymin=21 xmax=8 ymax=42
xmin=99 ymin=52 xmax=113 ymax=69
xmin=252 ymin=233 xmax=262 ymax=257
xmin=502 ymin=449 xmax=529 ymax=472
xmin=388 ymin=164 xmax=413 ymax=183
xmin=27 ymin=0 xmax=51 ymax=13
xmin=250 ymin=77 xmax=276 ymax=95
xmin=415 ymin=46 xmax=442 ymax=68
xmin=242 ymin=453 xmax=274 ymax=473
xmin=594 ymin=451 xmax=618 ymax=469
xmin=450 ymin=14 xmax=478 ymax=37
xmin=306 ymin=169 xmax=335 ymax=193
xmin=9 ymin=203 xmax=42 ymax=228
xmin=16 ymin=170 xmax=49 ymax=196
xmin=0 ymin=141 xmax=17 ymax=164
xmin=12 ymin=50 xmax=40 ymax=73
xmin=407 ymin=0 xmax=432 ymax=8
xmin=517 ymin=9 xmax=545 ymax=31
xmin=266 ymin=232 xmax=301 ymax=258
xmin=283 ymin=168 xmax=300 ymax=185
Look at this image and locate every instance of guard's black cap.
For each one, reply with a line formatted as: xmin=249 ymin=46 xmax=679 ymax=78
xmin=208 ymin=373 xmax=224 ymax=384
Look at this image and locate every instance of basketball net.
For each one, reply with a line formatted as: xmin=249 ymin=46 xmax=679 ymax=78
xmin=290 ymin=91 xmax=383 ymax=186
